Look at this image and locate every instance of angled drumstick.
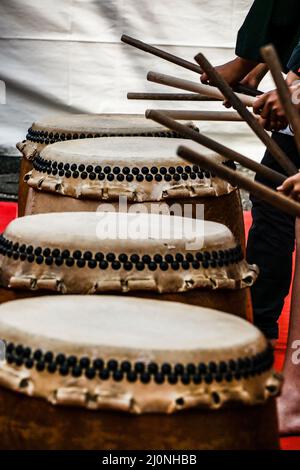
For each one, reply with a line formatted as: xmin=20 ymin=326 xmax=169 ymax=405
xmin=121 ymin=34 xmax=262 ymax=97
xmin=146 ymin=109 xmax=285 ymax=186
xmin=149 ymin=110 xmax=243 ymax=121
xmin=194 ymin=52 xmax=298 ymax=176
xmin=177 ymin=145 xmax=300 ymax=218
xmin=127 ymin=92 xmax=220 ymax=101
xmin=261 ymin=44 xmax=300 ymax=154
xmin=147 ymin=71 xmax=255 ymax=106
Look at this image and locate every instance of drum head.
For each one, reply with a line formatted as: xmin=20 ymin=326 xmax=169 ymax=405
xmin=0 ymin=212 xmax=257 ymax=294
xmin=17 ymin=113 xmax=195 ymax=160
xmin=30 ymin=113 xmax=180 ymax=135
xmin=31 ymin=114 xmax=185 ymax=139
xmin=26 ymin=137 xmax=234 ymax=201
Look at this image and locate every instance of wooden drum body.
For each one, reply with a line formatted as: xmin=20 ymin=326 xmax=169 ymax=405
xmin=0 ymin=212 xmax=257 ymax=319
xmin=0 ymin=390 xmax=279 ymax=450
xmin=0 ymin=296 xmax=281 ymax=450
xmin=23 ymin=137 xmax=245 ymax=247
xmin=17 ymin=113 xmax=194 ymax=217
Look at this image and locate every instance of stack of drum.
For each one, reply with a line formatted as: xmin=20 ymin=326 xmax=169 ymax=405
xmin=0 ymin=113 xmax=282 ymax=449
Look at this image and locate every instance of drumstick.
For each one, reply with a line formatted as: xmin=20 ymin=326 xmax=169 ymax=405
xmin=147 ymin=71 xmax=255 ymax=107
xmin=149 ymin=110 xmax=243 ymax=121
xmin=177 ymin=145 xmax=300 ymax=218
xmin=121 ymin=34 xmax=263 ymax=97
xmin=194 ymin=52 xmax=298 ymax=176
xmin=261 ymin=44 xmax=300 ymax=154
xmin=127 ymin=92 xmax=220 ymax=101
xmin=146 ymin=109 xmax=285 ymax=186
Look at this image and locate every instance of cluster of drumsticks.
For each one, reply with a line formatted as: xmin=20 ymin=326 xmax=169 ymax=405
xmin=122 ymin=34 xmax=300 ymax=218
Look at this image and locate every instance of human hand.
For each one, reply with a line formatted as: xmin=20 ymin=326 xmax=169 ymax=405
xmin=278 ymin=173 xmax=300 ymax=201
xmin=286 ymin=71 xmax=300 ymax=86
xmin=253 ymin=90 xmax=288 ymax=131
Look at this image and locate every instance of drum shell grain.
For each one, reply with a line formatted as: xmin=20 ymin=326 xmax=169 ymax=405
xmin=0 ymin=387 xmax=279 ymax=450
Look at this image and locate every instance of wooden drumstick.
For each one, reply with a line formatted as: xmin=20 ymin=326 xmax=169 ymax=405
xmin=127 ymin=92 xmax=220 ymax=101
xmin=261 ymin=44 xmax=300 ymax=154
xmin=146 ymin=109 xmax=285 ymax=186
xmin=121 ymin=34 xmax=262 ymax=97
xmin=147 ymin=71 xmax=255 ymax=106
xmin=177 ymin=145 xmax=300 ymax=218
xmin=149 ymin=110 xmax=243 ymax=121
xmin=194 ymin=53 xmax=298 ymax=176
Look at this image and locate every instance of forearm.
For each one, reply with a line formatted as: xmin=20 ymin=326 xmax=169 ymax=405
xmin=241 ymin=63 xmax=269 ymax=89
xmin=234 ymin=57 xmax=258 ymax=74
xmin=200 ymin=56 xmax=258 ymax=87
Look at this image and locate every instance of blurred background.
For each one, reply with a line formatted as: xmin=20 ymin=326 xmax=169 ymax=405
xmin=0 ymin=0 xmax=273 ymax=200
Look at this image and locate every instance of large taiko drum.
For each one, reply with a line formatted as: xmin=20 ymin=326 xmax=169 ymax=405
xmin=0 ymin=212 xmax=257 ymax=319
xmin=0 ymin=296 xmax=281 ymax=450
xmin=24 ymin=137 xmax=245 ymax=246
xmin=17 ymin=113 xmax=195 ymax=217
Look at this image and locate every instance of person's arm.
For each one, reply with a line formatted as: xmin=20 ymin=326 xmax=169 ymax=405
xmin=240 ymin=63 xmax=269 ymax=89
xmin=236 ymin=0 xmax=274 ymax=64
xmin=252 ymin=40 xmax=300 ymax=131
xmin=237 ymin=0 xmax=300 ymax=71
xmin=200 ymin=0 xmax=272 ymax=86
xmin=287 ymin=41 xmax=300 ymax=79
xmin=201 ymin=0 xmax=300 ymax=82
xmin=200 ymin=0 xmax=289 ymax=88
xmin=200 ymin=57 xmax=257 ymax=86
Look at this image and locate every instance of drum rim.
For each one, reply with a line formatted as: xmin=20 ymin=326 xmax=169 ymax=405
xmin=3 ymin=339 xmax=275 ymax=386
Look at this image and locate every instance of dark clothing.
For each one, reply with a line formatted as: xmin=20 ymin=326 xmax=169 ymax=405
xmin=234 ymin=0 xmax=300 ymax=338
xmin=288 ymin=40 xmax=300 ymax=75
xmin=247 ymin=133 xmax=300 ymax=339
xmin=236 ymin=0 xmax=300 ymax=71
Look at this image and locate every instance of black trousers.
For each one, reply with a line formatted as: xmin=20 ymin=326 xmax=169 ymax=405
xmin=247 ymin=132 xmax=300 ymax=339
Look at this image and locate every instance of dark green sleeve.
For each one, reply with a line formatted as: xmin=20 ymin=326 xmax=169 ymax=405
xmin=288 ymin=41 xmax=300 ymax=75
xmin=236 ymin=0 xmax=274 ymax=63
xmin=236 ymin=0 xmax=300 ymax=72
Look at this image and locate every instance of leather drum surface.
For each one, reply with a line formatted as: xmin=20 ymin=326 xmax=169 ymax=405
xmin=0 ymin=295 xmax=281 ymax=449
xmin=0 ymin=212 xmax=256 ymax=318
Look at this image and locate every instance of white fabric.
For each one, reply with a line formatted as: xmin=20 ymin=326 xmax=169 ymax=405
xmin=0 ymin=0 xmax=273 ymax=160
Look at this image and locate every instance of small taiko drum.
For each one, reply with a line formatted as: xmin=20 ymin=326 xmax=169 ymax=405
xmin=24 ymin=137 xmax=245 ymax=245
xmin=0 ymin=296 xmax=281 ymax=450
xmin=17 ymin=113 xmax=195 ymax=217
xmin=0 ymin=212 xmax=257 ymax=319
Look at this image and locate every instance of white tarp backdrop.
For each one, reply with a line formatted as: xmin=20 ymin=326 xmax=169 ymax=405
xmin=0 ymin=0 xmax=272 ymax=160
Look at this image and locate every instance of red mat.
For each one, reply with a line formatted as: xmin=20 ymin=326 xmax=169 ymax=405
xmin=0 ymin=204 xmax=298 ymax=449
xmin=0 ymin=202 xmax=18 ymax=231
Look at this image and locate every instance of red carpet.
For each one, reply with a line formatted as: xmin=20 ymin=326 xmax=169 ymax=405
xmin=0 ymin=202 xmax=18 ymax=231
xmin=0 ymin=204 xmax=298 ymax=449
